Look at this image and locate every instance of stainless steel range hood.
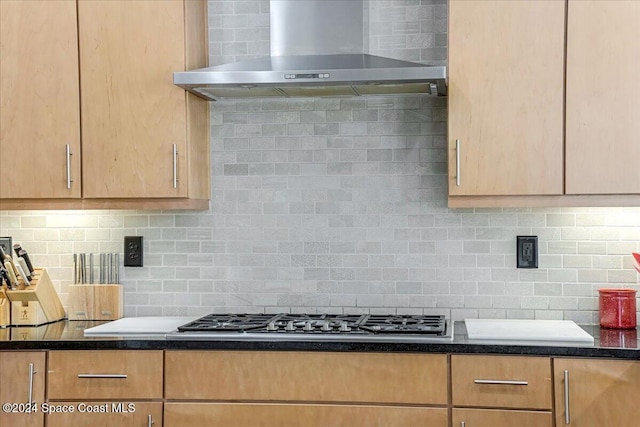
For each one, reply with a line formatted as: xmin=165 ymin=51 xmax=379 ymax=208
xmin=174 ymin=0 xmax=447 ymax=101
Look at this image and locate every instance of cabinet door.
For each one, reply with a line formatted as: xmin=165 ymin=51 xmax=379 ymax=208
xmin=453 ymin=408 xmax=552 ymax=427
xmin=166 ymin=351 xmax=448 ymax=405
xmin=78 ymin=0 xmax=188 ymax=198
xmin=0 ymin=351 xmax=46 ymax=427
xmin=165 ymin=403 xmax=448 ymax=427
xmin=451 ymin=355 xmax=552 ymax=410
xmin=448 ymin=0 xmax=564 ymax=196
xmin=565 ymin=1 xmax=640 ymax=194
xmin=47 ymin=350 xmax=163 ymax=400
xmin=46 ymin=402 xmax=162 ymax=427
xmin=0 ymin=0 xmax=81 ymax=199
xmin=554 ymin=358 xmax=640 ymax=427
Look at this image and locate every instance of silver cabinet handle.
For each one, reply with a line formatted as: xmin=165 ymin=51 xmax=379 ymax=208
xmin=66 ymin=144 xmax=73 ymax=189
xmin=77 ymin=374 xmax=128 ymax=379
xmin=172 ymin=143 xmax=178 ymax=188
xmin=455 ymin=139 xmax=461 ymax=186
xmin=461 ymin=422 xmax=465 ymax=427
xmin=564 ymin=370 xmax=571 ymax=424
xmin=148 ymin=414 xmax=154 ymax=427
xmin=27 ymin=363 xmax=35 ymax=405
xmin=474 ymin=379 xmax=529 ymax=386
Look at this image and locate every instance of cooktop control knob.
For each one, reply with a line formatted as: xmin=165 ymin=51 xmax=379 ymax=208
xmin=304 ymin=322 xmax=313 ymax=331
xmin=339 ymin=322 xmax=351 ymax=332
xmin=267 ymin=322 xmax=278 ymax=331
xmin=321 ymin=322 xmax=331 ymax=331
xmin=285 ymin=321 xmax=295 ymax=331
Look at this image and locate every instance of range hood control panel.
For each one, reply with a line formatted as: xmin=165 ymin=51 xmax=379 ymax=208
xmin=284 ymin=73 xmax=330 ymax=79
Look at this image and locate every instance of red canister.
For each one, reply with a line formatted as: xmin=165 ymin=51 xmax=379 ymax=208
xmin=599 ymin=289 xmax=637 ymax=329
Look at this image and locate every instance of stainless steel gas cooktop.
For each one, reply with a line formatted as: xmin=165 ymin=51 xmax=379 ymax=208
xmin=166 ymin=313 xmax=453 ymax=343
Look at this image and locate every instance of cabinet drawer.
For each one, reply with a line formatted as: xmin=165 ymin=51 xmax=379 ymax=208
xmin=48 ymin=350 xmax=163 ymax=400
xmin=451 ymin=355 xmax=552 ymax=409
xmin=453 ymin=408 xmax=552 ymax=427
xmin=166 ymin=351 xmax=448 ymax=404
xmin=165 ymin=403 xmax=448 ymax=427
xmin=47 ymin=402 xmax=162 ymax=427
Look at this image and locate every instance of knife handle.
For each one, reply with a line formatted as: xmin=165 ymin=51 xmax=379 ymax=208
xmin=18 ymin=250 xmax=34 ymax=274
xmin=13 ymin=243 xmax=23 ymax=257
xmin=17 ymin=258 xmax=31 ymax=281
xmin=4 ymin=261 xmax=18 ymax=289
xmin=15 ymin=262 xmax=31 ymax=285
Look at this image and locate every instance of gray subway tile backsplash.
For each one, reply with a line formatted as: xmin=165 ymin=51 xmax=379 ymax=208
xmin=1 ymin=1 xmax=639 ymax=322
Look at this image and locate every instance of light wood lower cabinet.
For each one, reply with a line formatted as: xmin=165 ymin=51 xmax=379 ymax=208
xmin=452 ymin=408 xmax=552 ymax=427
xmin=165 ymin=351 xmax=448 ymax=427
xmin=47 ymin=350 xmax=163 ymax=400
xmin=165 ymin=350 xmax=448 ymax=404
xmin=46 ymin=402 xmax=162 ymax=427
xmin=451 ymin=355 xmax=552 ymax=410
xmin=165 ymin=403 xmax=447 ymax=427
xmin=554 ymin=358 xmax=640 ymax=427
xmin=0 ymin=351 xmax=46 ymax=427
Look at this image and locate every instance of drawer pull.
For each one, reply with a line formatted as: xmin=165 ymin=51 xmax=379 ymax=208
xmin=66 ymin=144 xmax=73 ymax=189
xmin=564 ymin=370 xmax=570 ymax=424
xmin=27 ymin=363 xmax=35 ymax=405
xmin=148 ymin=414 xmax=154 ymax=427
xmin=77 ymin=374 xmax=128 ymax=379
xmin=172 ymin=143 xmax=178 ymax=189
xmin=455 ymin=139 xmax=461 ymax=186
xmin=474 ymin=379 xmax=528 ymax=386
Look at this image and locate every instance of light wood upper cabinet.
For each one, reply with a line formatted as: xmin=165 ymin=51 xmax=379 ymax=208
xmin=0 ymin=351 xmax=46 ymax=427
xmin=565 ymin=1 xmax=640 ymax=195
xmin=0 ymin=0 xmax=81 ymax=200
xmin=448 ymin=0 xmax=565 ymax=197
xmin=0 ymin=0 xmax=209 ymax=210
xmin=79 ymin=0 xmax=189 ymax=199
xmin=554 ymin=358 xmax=640 ymax=427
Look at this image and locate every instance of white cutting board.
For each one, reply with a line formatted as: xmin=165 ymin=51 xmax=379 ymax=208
xmin=84 ymin=317 xmax=196 ymax=336
xmin=465 ymin=319 xmax=594 ymax=344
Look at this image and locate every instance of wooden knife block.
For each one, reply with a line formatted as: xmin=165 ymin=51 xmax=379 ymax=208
xmin=67 ymin=284 xmax=123 ymax=320
xmin=6 ymin=268 xmax=66 ymax=326
xmin=0 ymin=288 xmax=10 ymax=328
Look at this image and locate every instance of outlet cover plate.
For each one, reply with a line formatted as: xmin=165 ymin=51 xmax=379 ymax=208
xmin=517 ymin=236 xmax=538 ymax=268
xmin=124 ymin=236 xmax=143 ymax=267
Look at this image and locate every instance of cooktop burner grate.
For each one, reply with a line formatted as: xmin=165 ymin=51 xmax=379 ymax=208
xmin=359 ymin=314 xmax=446 ymax=335
xmin=177 ymin=313 xmax=447 ymax=335
xmin=178 ymin=313 xmax=278 ymax=331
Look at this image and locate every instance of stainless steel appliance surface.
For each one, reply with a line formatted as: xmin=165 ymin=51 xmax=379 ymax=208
xmin=166 ymin=313 xmax=453 ymax=343
xmin=174 ymin=0 xmax=447 ymax=100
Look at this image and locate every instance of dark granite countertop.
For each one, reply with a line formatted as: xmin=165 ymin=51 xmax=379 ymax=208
xmin=0 ymin=320 xmax=638 ymax=360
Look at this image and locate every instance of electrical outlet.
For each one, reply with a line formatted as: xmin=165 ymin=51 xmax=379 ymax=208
xmin=124 ymin=236 xmax=143 ymax=267
xmin=0 ymin=237 xmax=12 ymax=259
xmin=517 ymin=236 xmax=538 ymax=268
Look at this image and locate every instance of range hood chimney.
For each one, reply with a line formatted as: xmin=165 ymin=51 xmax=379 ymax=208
xmin=174 ymin=0 xmax=447 ymax=101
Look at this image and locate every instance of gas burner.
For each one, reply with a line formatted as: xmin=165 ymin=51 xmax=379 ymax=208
xmin=178 ymin=313 xmax=279 ymax=332
xmin=360 ymin=315 xmax=446 ymax=335
xmin=171 ymin=313 xmax=453 ymax=342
